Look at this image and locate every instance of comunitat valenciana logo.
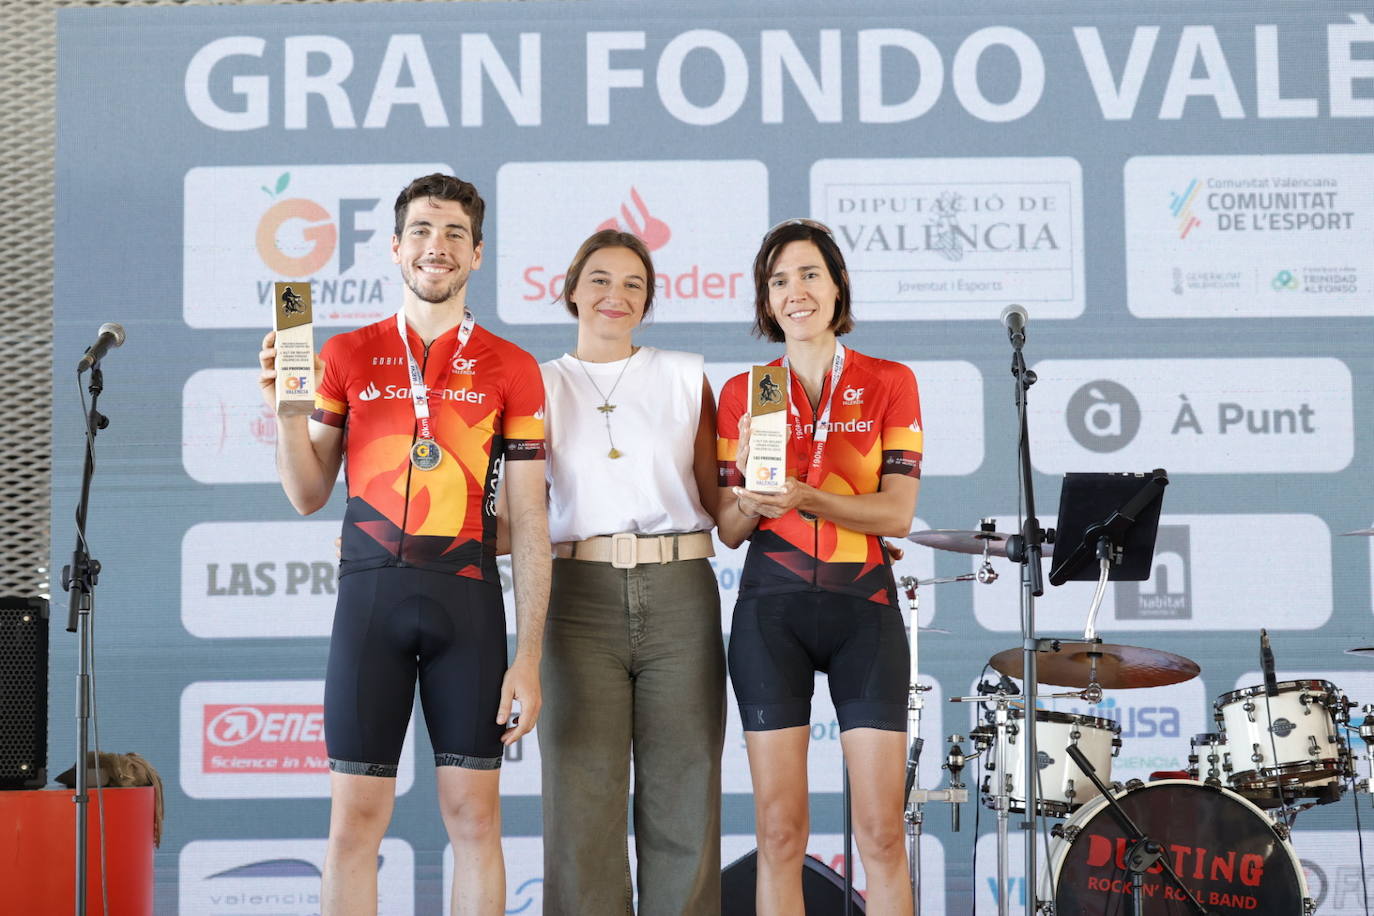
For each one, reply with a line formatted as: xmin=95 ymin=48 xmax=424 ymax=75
xmin=255 ymin=171 xmax=377 ymax=278
xmin=1168 ymin=178 xmax=1202 ymax=240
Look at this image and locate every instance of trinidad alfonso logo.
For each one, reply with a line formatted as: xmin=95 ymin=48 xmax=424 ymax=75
xmin=1169 ymin=179 xmax=1202 ymax=239
xmin=597 ymin=187 xmax=672 ymax=251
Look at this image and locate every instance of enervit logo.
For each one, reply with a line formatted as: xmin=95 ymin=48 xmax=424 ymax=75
xmin=1169 ymin=178 xmax=1202 ymax=238
xmin=202 ymin=703 xmax=325 ymax=771
xmin=183 ymin=163 xmax=447 ymax=328
xmin=974 ymin=514 xmax=1331 ymax=632
xmin=1029 ymin=358 xmax=1352 ymax=474
xmin=1116 ymin=525 xmax=1191 ymax=620
xmin=1065 ymin=379 xmax=1140 ymax=452
xmin=180 ymin=839 xmax=413 ymax=915
xmin=180 ymin=680 xmax=415 ymax=798
xmin=809 ymin=157 xmax=1085 ymax=320
xmin=596 ymin=187 xmax=671 ymax=251
xmin=497 ymin=161 xmax=767 ymax=324
xmin=205 ymin=705 xmax=321 ymax=746
xmin=182 ymin=520 xmax=340 ymax=639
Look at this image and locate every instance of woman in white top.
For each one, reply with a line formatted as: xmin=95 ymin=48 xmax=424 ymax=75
xmin=538 ymin=229 xmax=724 ymax=915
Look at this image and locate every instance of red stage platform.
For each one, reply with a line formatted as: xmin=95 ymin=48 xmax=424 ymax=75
xmin=0 ymin=786 xmax=155 ymax=915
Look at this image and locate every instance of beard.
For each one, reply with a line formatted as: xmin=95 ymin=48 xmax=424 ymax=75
xmin=403 ymin=263 xmax=468 ymax=304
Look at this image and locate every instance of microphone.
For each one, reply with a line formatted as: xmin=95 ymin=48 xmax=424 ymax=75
xmin=77 ymin=323 xmax=126 ymax=373
xmin=1261 ymin=629 xmax=1279 ymax=697
xmin=1000 ymin=304 xmax=1027 ymax=348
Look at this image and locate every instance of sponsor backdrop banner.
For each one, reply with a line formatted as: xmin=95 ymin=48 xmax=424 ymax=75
xmin=52 ymin=1 xmax=1372 ymax=911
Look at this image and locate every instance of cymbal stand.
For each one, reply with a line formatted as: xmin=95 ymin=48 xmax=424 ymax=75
xmin=1358 ymin=704 xmax=1374 ymax=802
xmin=898 ymin=576 xmax=969 ymax=914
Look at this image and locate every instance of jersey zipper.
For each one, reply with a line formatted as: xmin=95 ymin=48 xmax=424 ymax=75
xmin=394 ymin=339 xmax=429 ymax=566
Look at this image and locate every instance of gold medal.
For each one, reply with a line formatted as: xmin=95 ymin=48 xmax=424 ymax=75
xmin=410 ymin=438 xmax=442 ymax=470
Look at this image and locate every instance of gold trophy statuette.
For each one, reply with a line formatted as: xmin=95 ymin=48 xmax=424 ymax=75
xmin=273 ymin=281 xmax=316 ymax=416
xmin=744 ymin=365 xmax=788 ymax=493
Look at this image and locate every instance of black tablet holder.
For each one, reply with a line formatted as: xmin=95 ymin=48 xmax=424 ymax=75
xmin=1048 ymin=469 xmax=1169 ymax=587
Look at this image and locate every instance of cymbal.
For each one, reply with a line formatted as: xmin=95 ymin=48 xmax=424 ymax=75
xmin=907 ymin=529 xmax=1054 ymax=558
xmin=990 ymin=641 xmax=1200 ymax=689
xmin=1346 ymin=646 xmax=1374 ymax=658
xmin=1341 ymin=529 xmax=1374 ymax=536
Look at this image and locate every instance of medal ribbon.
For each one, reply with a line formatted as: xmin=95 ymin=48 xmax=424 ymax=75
xmin=396 ymin=308 xmax=475 ymax=444
xmin=782 ymin=342 xmax=846 ymax=489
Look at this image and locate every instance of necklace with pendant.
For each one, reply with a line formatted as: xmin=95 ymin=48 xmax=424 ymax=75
xmin=573 ymin=348 xmax=636 ymax=459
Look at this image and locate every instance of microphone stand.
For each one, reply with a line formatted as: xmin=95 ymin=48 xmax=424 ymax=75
xmin=61 ymin=362 xmax=110 ymax=916
xmin=1002 ymin=328 xmax=1049 ymax=912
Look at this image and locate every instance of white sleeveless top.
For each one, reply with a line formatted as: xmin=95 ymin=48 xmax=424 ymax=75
xmin=541 ymin=347 xmax=714 ymax=543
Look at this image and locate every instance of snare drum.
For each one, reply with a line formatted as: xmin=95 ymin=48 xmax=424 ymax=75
xmin=972 ymin=709 xmax=1121 ymax=817
xmin=1213 ymin=679 xmax=1352 ymax=795
xmin=1040 ymin=780 xmax=1314 ymax=914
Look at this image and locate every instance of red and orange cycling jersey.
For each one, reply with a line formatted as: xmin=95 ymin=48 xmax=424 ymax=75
xmin=313 ymin=315 xmax=545 ymax=584
xmin=717 ymin=349 xmax=922 ymax=607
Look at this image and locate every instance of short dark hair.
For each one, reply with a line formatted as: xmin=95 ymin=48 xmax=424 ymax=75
xmin=751 ymin=220 xmax=853 ymax=342
xmin=393 ymin=173 xmax=485 ymax=244
xmin=559 ymin=229 xmax=657 ymax=319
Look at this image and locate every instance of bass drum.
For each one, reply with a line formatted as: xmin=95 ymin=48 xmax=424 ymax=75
xmin=1041 ymin=780 xmax=1313 ymax=915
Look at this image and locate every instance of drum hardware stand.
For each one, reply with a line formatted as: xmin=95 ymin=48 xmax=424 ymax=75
xmin=1358 ymin=704 xmax=1374 ymax=800
xmin=950 ymin=683 xmax=1092 ymax=915
xmin=1061 ymin=745 xmax=1214 ymax=916
xmin=897 ymin=576 xmax=972 ymax=914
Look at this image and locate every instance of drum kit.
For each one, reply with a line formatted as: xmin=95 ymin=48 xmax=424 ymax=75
xmin=897 ymin=523 xmax=1374 ymax=916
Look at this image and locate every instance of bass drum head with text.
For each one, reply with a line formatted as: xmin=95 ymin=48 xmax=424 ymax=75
xmin=1045 ymin=780 xmax=1309 ymax=914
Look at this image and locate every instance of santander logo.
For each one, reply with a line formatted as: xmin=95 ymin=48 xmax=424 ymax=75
xmin=522 ymin=185 xmax=746 ymax=305
xmin=596 ymin=187 xmax=671 ymax=252
xmin=358 ymin=382 xmax=382 ymax=401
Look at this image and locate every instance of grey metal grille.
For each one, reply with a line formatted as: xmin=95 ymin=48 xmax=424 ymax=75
xmin=1 ymin=0 xmax=501 ymax=599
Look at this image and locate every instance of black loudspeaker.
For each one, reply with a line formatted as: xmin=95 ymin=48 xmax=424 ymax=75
xmin=722 ymin=848 xmax=867 ymax=914
xmin=0 ymin=597 xmax=48 ymax=789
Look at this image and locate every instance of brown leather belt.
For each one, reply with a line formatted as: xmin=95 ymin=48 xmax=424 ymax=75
xmin=552 ymin=531 xmax=714 ymax=569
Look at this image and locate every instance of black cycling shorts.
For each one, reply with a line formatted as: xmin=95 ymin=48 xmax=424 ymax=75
xmin=728 ymin=591 xmax=908 ymax=733
xmin=324 ymin=566 xmax=507 ymax=775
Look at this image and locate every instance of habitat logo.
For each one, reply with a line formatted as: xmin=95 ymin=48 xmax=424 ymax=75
xmin=1116 ymin=525 xmax=1191 ymax=619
